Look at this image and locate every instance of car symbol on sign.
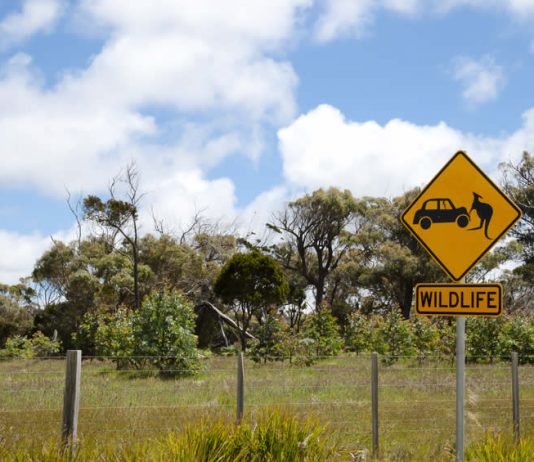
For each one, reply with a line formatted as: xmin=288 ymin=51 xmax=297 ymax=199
xmin=413 ymin=198 xmax=470 ymax=230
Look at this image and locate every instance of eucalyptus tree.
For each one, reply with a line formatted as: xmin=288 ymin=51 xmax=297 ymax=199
xmin=83 ymin=163 xmax=143 ymax=310
xmin=0 ymin=283 xmax=35 ymax=346
xmin=500 ymin=151 xmax=534 ymax=311
xmin=269 ymin=187 xmax=359 ymax=310
xmin=501 ymin=152 xmax=534 ymax=277
xmin=353 ymin=191 xmax=444 ymax=319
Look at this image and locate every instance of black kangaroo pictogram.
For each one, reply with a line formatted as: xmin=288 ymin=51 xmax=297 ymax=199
xmin=468 ymin=192 xmax=493 ymax=239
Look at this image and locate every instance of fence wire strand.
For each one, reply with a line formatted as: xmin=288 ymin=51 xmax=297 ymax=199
xmin=1 ymin=353 xmax=532 ymax=450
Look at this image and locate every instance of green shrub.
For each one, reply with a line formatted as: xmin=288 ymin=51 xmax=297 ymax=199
xmin=217 ymin=344 xmax=240 ymax=356
xmin=81 ymin=290 xmax=202 ymax=376
xmin=379 ymin=309 xmax=414 ymax=364
xmin=249 ymin=315 xmax=289 ymax=363
xmin=467 ymin=317 xmax=505 ymax=363
xmin=0 ymin=335 xmax=33 ymax=358
xmin=498 ymin=315 xmax=534 ymax=363
xmin=0 ymin=331 xmax=61 ymax=359
xmin=410 ymin=316 xmax=439 ymax=362
xmin=435 ymin=319 xmax=456 ymax=362
xmin=344 ymin=312 xmax=372 ymax=354
xmin=366 ymin=314 xmax=386 ymax=354
xmin=303 ymin=307 xmax=342 ymax=358
xmin=133 ymin=290 xmax=201 ymax=376
xmin=282 ymin=334 xmax=319 ymax=366
xmin=92 ymin=306 xmax=136 ymax=369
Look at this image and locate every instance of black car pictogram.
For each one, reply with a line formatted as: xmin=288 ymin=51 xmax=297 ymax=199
xmin=413 ymin=198 xmax=470 ymax=230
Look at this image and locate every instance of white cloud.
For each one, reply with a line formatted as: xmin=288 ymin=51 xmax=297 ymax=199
xmin=0 ymin=54 xmax=157 ymax=195
xmin=0 ymin=221 xmax=96 ymax=283
xmin=278 ymin=104 xmax=534 ymax=197
xmin=0 ymin=168 xmax=241 ymax=282
xmin=509 ymin=0 xmax=534 ymax=16
xmin=142 ymin=169 xmax=238 ymax=234
xmin=439 ymin=0 xmax=534 ymax=17
xmin=0 ymin=230 xmax=54 ymax=284
xmin=241 ymin=186 xmax=290 ymax=237
xmin=0 ymin=0 xmax=311 ymax=197
xmin=383 ymin=0 xmax=422 ymax=14
xmin=314 ymin=0 xmax=534 ymax=42
xmin=452 ymin=56 xmax=505 ymax=105
xmin=315 ymin=0 xmax=375 ymax=42
xmin=0 ymin=0 xmax=64 ymax=49
xmin=314 ymin=0 xmax=422 ymax=42
xmin=72 ymin=0 xmax=309 ymax=121
xmin=0 ymin=0 xmax=315 ymax=282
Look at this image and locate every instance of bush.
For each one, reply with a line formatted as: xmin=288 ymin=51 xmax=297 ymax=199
xmin=435 ymin=319 xmax=456 ymax=362
xmin=303 ymin=307 xmax=342 ymax=358
xmin=277 ymin=334 xmax=318 ymax=366
xmin=467 ymin=317 xmax=505 ymax=363
xmin=367 ymin=314 xmax=387 ymax=354
xmin=92 ymin=307 xmax=135 ymax=369
xmin=0 ymin=299 xmax=33 ymax=348
xmin=248 ymin=315 xmax=289 ymax=363
xmin=82 ymin=290 xmax=202 ymax=376
xmin=344 ymin=312 xmax=372 ymax=354
xmin=498 ymin=315 xmax=534 ymax=363
xmin=379 ymin=309 xmax=414 ymax=364
xmin=410 ymin=316 xmax=439 ymax=362
xmin=0 ymin=335 xmax=33 ymax=359
xmin=0 ymin=331 xmax=61 ymax=358
xmin=133 ymin=290 xmax=201 ymax=376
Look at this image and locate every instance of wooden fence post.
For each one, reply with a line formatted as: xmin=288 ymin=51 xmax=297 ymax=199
xmin=62 ymin=350 xmax=81 ymax=448
xmin=371 ymin=352 xmax=379 ymax=456
xmin=512 ymin=351 xmax=520 ymax=443
xmin=237 ymin=352 xmax=244 ymax=425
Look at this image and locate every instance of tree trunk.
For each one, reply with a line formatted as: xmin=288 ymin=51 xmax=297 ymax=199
xmin=400 ymin=281 xmax=414 ymax=319
xmin=239 ymin=331 xmax=247 ymax=351
xmin=133 ymin=244 xmax=140 ymax=311
xmin=315 ymin=275 xmax=326 ymax=310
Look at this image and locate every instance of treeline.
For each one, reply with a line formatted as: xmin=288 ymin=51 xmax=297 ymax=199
xmin=0 ymin=154 xmax=532 ymax=364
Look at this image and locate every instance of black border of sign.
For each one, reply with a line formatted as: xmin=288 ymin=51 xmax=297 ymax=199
xmin=415 ymin=283 xmax=503 ymax=317
xmin=400 ymin=151 xmax=522 ymax=281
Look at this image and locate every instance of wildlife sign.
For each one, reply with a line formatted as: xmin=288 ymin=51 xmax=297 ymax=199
xmin=401 ymin=151 xmax=522 ymax=281
xmin=415 ymin=283 xmax=502 ymax=317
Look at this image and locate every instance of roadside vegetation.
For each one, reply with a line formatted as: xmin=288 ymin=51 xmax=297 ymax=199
xmin=1 ymin=354 xmax=533 ymax=461
xmin=0 ymin=154 xmax=532 ymax=460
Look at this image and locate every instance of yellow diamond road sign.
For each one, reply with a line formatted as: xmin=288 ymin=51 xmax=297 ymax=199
xmin=401 ymin=151 xmax=522 ymax=281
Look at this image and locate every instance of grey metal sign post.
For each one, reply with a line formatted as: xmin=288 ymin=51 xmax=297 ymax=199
xmin=400 ymin=150 xmax=522 ymax=462
xmin=456 ymin=315 xmax=465 ymax=462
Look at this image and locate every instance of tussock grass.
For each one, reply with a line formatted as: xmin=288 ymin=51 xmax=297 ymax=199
xmin=466 ymin=433 xmax=534 ymax=461
xmin=0 ymin=411 xmax=338 ymax=461
xmin=0 ymin=355 xmax=532 ymax=461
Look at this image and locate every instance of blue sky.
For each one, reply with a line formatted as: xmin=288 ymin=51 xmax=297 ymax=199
xmin=1 ymin=0 xmax=534 ymax=282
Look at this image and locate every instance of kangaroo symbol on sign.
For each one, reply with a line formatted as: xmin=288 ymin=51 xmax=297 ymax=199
xmin=468 ymin=192 xmax=493 ymax=240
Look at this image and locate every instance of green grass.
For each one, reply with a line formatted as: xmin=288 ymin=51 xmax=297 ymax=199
xmin=0 ymin=411 xmax=339 ymax=461
xmin=466 ymin=433 xmax=534 ymax=461
xmin=0 ymin=355 xmax=532 ymax=461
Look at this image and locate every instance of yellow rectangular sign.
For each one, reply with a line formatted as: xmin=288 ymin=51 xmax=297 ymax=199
xmin=415 ymin=283 xmax=502 ymax=317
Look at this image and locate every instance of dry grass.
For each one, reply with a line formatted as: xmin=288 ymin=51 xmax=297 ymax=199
xmin=0 ymin=354 xmax=532 ymax=461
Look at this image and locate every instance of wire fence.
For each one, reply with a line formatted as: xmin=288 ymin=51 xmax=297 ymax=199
xmin=0 ymin=353 xmax=532 ymax=456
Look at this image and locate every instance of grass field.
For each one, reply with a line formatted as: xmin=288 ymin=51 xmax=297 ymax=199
xmin=0 ymin=354 xmax=532 ymax=461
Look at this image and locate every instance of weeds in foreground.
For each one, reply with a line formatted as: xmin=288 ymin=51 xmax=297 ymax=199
xmin=466 ymin=433 xmax=534 ymax=462
xmin=0 ymin=410 xmax=341 ymax=462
